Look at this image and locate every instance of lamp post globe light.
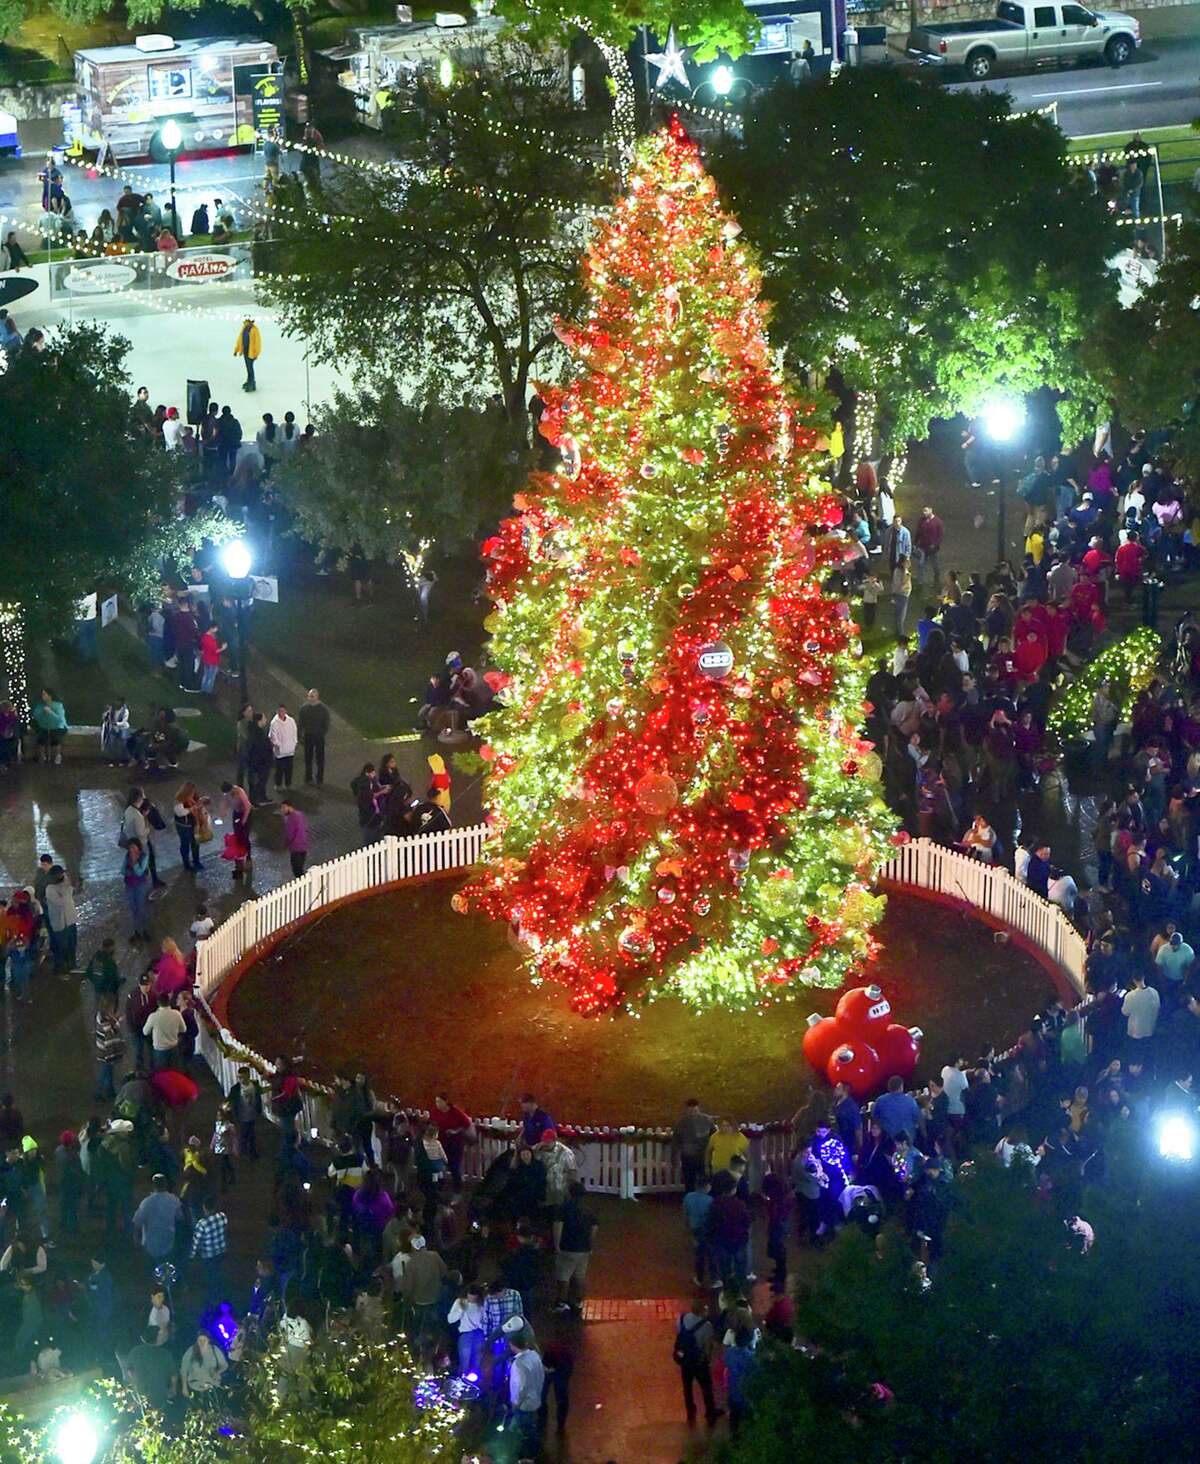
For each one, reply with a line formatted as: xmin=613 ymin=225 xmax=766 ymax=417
xmin=221 ymin=537 xmax=253 ymax=706
xmin=980 ymin=396 xmax=1027 ymax=566
xmin=156 ymin=117 xmax=183 ymax=241
xmin=710 ymin=63 xmax=734 ymax=95
xmin=52 ymin=1414 xmax=100 ymax=1464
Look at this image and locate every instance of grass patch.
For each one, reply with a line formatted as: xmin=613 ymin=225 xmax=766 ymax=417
xmin=32 ymin=622 xmax=230 ymax=761
xmin=248 ymin=556 xmax=485 ymax=740
xmin=1067 ymin=124 xmax=1200 ymax=186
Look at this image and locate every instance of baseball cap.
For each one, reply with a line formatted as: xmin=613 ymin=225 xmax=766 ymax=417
xmin=539 ymin=1127 xmax=557 ymax=1145
xmin=1171 ymin=931 xmax=1183 ymax=946
xmin=20 ymin=1136 xmax=36 ymax=1153
xmin=501 ymin=1315 xmax=527 ymax=1336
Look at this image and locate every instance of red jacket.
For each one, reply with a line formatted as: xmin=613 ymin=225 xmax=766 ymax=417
xmin=1013 ymin=636 xmax=1048 ymax=681
xmin=915 ymin=513 xmax=943 ymax=553
xmin=1114 ymin=540 xmax=1146 ymax=582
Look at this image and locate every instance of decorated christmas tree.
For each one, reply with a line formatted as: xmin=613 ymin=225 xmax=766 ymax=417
xmin=463 ymin=119 xmax=895 ymax=1015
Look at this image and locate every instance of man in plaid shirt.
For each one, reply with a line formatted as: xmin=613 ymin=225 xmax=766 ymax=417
xmin=191 ymin=1197 xmax=228 ymax=1308
xmin=483 ymin=1280 xmax=524 ymax=1343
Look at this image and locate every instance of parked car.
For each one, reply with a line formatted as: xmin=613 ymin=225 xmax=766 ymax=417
xmin=908 ymin=0 xmax=1139 ymax=80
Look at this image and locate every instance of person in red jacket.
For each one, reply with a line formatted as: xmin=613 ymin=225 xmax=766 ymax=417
xmin=430 ymin=1094 xmax=474 ymax=1188
xmin=914 ymin=506 xmax=944 ymax=589
xmin=1013 ymin=628 xmax=1048 ymax=683
xmin=1114 ymin=533 xmax=1147 ymax=604
xmin=1081 ymin=537 xmax=1111 ymax=581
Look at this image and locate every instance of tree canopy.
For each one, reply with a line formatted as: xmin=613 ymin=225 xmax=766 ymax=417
xmin=1089 ymin=220 xmax=1200 ymax=475
xmin=713 ymin=70 xmax=1118 ymax=453
xmin=0 ymin=323 xmax=227 ymax=642
xmin=726 ymin=1160 xmax=1200 ymax=1464
xmin=260 ymin=47 xmax=606 ymax=422
xmin=272 ymin=385 xmax=525 ymax=564
xmin=498 ymin=0 xmax=755 ymax=57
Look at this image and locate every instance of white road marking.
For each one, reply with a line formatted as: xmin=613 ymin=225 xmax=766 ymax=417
xmin=1029 ymin=81 xmax=1165 ymax=96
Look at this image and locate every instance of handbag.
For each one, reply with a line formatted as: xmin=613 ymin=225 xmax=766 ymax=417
xmin=145 ymin=801 xmax=166 ymax=831
xmin=195 ymin=806 xmax=214 ymax=844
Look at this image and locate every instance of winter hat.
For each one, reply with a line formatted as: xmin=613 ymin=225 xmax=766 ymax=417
xmin=20 ymin=1136 xmax=37 ymax=1153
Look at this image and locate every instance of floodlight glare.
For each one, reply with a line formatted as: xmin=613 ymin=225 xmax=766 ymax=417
xmin=221 ymin=539 xmax=252 ymax=581
xmin=53 ymin=1414 xmax=99 ymax=1464
xmin=981 ymin=398 xmax=1026 ymax=443
xmin=1158 ymin=1112 xmax=1196 ymax=1163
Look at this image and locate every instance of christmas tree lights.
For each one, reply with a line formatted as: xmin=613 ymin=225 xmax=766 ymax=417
xmin=462 ymin=120 xmax=894 ymax=1015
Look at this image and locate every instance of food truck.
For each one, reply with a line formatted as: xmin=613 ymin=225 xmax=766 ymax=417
xmin=65 ymin=35 xmax=282 ymax=161
xmin=317 ymin=12 xmax=525 ymax=129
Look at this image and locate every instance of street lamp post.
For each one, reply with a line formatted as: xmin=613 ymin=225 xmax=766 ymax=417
xmin=157 ymin=118 xmax=183 ymax=238
xmin=981 ymin=398 xmax=1027 ymax=568
xmin=221 ymin=538 xmax=253 ymax=708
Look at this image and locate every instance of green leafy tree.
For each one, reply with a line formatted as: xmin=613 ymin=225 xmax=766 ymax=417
xmin=1089 ymin=219 xmax=1200 ymax=475
xmin=260 ymin=48 xmax=603 ymax=424
xmin=714 ymin=70 xmax=1118 ymax=457
xmin=0 ymin=323 xmax=234 ymax=712
xmin=726 ymin=1161 xmax=1200 ymax=1464
xmin=273 ymin=384 xmax=525 ymax=569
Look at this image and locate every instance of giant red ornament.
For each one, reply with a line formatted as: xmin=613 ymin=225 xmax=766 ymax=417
xmin=835 ymin=983 xmax=892 ymax=1039
xmin=874 ymin=1024 xmax=924 ymax=1081
xmin=801 ymin=1013 xmax=844 ymax=1074
xmin=826 ymin=1040 xmax=880 ymax=1101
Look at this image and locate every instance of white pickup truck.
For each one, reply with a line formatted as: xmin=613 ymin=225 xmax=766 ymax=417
xmin=908 ymin=0 xmax=1140 ymax=80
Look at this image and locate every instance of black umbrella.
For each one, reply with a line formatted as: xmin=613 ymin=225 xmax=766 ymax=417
xmin=0 ymin=276 xmax=37 ymax=307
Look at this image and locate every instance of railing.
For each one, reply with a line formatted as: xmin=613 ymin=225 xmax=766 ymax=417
xmin=880 ymin=837 xmax=1087 ymax=995
xmin=193 ymin=829 xmax=1087 ymax=1198
xmin=47 ymin=241 xmax=254 ymax=302
xmin=194 ymin=826 xmax=488 ymax=999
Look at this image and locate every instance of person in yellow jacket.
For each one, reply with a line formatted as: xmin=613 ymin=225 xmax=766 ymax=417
xmin=233 ymin=316 xmax=262 ymax=394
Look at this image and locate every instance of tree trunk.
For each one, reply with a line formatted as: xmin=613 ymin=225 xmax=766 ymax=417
xmin=579 ymin=25 xmax=637 ymax=179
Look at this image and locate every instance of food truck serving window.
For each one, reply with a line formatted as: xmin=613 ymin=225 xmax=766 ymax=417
xmin=147 ymin=63 xmax=191 ymax=99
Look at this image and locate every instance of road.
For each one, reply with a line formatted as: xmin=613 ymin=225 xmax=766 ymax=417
xmin=946 ymin=30 xmax=1200 ymax=135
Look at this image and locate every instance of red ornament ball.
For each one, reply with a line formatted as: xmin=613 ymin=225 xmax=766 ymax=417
xmin=875 ymin=1024 xmax=923 ymax=1081
xmin=801 ymin=1014 xmax=844 ymax=1074
xmin=835 ymin=983 xmax=892 ymax=1039
xmin=826 ymin=1039 xmax=880 ymax=1100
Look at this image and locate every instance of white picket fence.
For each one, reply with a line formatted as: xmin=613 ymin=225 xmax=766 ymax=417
xmin=879 ymin=838 xmax=1088 ymax=996
xmin=193 ymin=830 xmax=1087 ymax=1198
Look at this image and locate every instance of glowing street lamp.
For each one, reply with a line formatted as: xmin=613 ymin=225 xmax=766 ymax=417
xmin=710 ymin=63 xmax=734 ymax=95
xmin=981 ymin=397 xmax=1026 ymax=444
xmin=1158 ymin=1112 xmax=1196 ymax=1163
xmin=438 ymin=55 xmax=454 ymax=86
xmin=221 ymin=537 xmax=254 ymax=706
xmin=52 ymin=1414 xmax=99 ymax=1464
xmin=156 ymin=117 xmax=183 ymax=239
xmin=980 ymin=396 xmax=1027 ymax=564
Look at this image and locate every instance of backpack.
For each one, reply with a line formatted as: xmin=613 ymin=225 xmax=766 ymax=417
xmin=673 ymin=1316 xmax=702 ymax=1367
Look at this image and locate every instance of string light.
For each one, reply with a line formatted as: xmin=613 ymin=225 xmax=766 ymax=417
xmin=0 ymin=604 xmax=27 ymax=724
xmin=460 ymin=118 xmax=894 ymax=1016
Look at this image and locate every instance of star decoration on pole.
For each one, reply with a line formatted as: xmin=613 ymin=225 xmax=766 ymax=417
xmin=645 ymin=27 xmax=695 ymax=91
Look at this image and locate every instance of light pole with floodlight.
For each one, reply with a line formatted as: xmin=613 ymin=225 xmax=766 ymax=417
xmin=156 ymin=118 xmax=183 ymax=240
xmin=221 ymin=538 xmax=253 ymax=708
xmin=980 ymin=398 xmax=1027 ymax=568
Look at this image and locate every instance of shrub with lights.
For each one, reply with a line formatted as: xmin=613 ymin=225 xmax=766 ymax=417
xmin=462 ymin=119 xmax=896 ymax=1015
xmin=1047 ymin=626 xmax=1161 ymax=743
